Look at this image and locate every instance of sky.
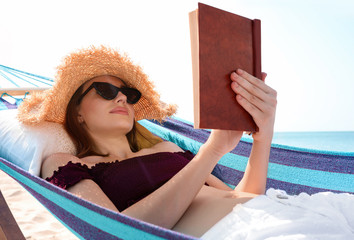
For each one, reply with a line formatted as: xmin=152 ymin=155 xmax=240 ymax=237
xmin=1 ymin=0 xmax=353 ymax=132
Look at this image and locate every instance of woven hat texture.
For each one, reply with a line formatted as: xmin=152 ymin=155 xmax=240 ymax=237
xmin=17 ymin=46 xmax=177 ymax=124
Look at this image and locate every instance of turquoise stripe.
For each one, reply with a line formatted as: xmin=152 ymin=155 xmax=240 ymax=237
xmin=5 ymin=69 xmax=53 ymax=87
xmin=216 ymin=154 xmax=354 ymax=192
xmin=0 ymin=64 xmax=53 ymax=82
xmin=4 ymin=70 xmax=40 ymax=87
xmin=0 ymin=101 xmax=7 ymax=110
xmin=171 ymin=117 xmax=354 ymax=156
xmin=0 ymin=164 xmax=81 ymax=240
xmin=0 ymin=162 xmax=166 ymax=240
xmin=0 ymin=71 xmax=19 ymax=87
xmin=139 ymin=120 xmax=354 ymax=192
xmin=139 ymin=119 xmax=202 ymax=155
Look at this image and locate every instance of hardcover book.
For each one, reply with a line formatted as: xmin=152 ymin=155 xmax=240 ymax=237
xmin=189 ymin=3 xmax=261 ymax=131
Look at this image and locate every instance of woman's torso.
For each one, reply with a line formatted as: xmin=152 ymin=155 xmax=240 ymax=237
xmin=82 ymin=150 xmax=258 ymax=237
xmin=46 ymin=148 xmax=258 ymax=237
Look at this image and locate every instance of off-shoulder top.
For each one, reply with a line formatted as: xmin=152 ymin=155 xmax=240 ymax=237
xmin=46 ymin=151 xmax=195 ymax=211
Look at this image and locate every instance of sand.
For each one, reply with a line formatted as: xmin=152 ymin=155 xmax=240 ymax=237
xmin=0 ymin=170 xmax=78 ymax=240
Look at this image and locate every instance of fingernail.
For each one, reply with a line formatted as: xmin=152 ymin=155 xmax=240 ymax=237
xmin=237 ymin=69 xmax=244 ymax=74
xmin=231 ymin=72 xmax=237 ymax=79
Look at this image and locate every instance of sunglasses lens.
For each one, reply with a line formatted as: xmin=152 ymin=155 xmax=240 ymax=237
xmin=94 ymin=82 xmax=141 ymax=104
xmin=95 ymin=83 xmax=117 ymax=100
xmin=122 ymin=88 xmax=141 ymax=104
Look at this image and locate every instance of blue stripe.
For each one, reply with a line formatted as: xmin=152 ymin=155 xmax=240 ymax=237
xmin=213 ymin=164 xmax=348 ymax=195
xmin=0 ymin=70 xmax=19 ymax=87
xmin=170 ymin=116 xmax=195 ymax=126
xmin=0 ymin=65 xmax=53 ymax=89
xmin=17 ymin=185 xmax=87 ymax=240
xmin=5 ymin=69 xmax=53 ymax=87
xmin=3 ymin=70 xmax=40 ymax=87
xmin=0 ymin=64 xmax=53 ymax=82
xmin=0 ymin=97 xmax=18 ymax=109
xmin=139 ymin=119 xmax=354 ymax=193
xmin=217 ymin=154 xmax=354 ymax=193
xmin=22 ymin=185 xmax=125 ymax=240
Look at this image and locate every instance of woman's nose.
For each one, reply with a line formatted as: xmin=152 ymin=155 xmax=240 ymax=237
xmin=115 ymin=91 xmax=127 ymax=103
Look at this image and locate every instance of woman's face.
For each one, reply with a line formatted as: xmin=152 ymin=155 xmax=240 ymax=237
xmin=77 ymin=75 xmax=135 ymax=136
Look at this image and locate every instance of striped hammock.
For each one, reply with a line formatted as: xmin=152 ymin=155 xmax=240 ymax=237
xmin=0 ymin=65 xmax=353 ymax=239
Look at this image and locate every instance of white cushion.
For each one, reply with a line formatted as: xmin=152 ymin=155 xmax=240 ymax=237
xmin=0 ymin=109 xmax=76 ymax=176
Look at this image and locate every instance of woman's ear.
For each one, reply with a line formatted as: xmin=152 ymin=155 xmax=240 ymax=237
xmin=76 ymin=104 xmax=84 ymax=123
xmin=77 ymin=113 xmax=84 ymax=124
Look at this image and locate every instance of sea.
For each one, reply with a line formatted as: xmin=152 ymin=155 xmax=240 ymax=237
xmin=242 ymin=131 xmax=354 ymax=153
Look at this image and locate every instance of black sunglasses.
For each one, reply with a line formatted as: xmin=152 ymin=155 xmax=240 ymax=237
xmin=77 ymin=82 xmax=141 ymax=104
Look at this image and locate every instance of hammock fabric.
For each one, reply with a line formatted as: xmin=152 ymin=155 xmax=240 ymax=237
xmin=1 ymin=115 xmax=353 ymax=239
xmin=0 ymin=65 xmax=353 ymax=239
xmin=0 ymin=64 xmax=53 ymax=90
xmin=0 ymin=64 xmax=53 ymax=111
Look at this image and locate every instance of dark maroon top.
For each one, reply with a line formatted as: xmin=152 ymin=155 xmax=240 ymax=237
xmin=46 ymin=151 xmax=195 ymax=211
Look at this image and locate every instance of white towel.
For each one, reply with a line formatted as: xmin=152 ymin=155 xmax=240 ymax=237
xmin=202 ymin=188 xmax=354 ymax=240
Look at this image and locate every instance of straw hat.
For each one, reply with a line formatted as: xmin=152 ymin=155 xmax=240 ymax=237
xmin=17 ymin=46 xmax=177 ymax=125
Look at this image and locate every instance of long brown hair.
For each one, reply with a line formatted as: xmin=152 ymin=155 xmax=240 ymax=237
xmin=64 ymin=81 xmax=163 ymax=158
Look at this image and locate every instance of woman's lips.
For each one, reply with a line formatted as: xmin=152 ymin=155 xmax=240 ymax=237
xmin=110 ymin=107 xmax=128 ymax=115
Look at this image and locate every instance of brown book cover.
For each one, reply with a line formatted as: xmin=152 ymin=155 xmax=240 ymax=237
xmin=189 ymin=3 xmax=261 ymax=131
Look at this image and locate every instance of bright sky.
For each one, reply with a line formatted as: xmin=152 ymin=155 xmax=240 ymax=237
xmin=1 ymin=0 xmax=353 ymax=132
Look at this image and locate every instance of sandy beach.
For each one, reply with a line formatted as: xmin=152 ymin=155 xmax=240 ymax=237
xmin=0 ymin=170 xmax=78 ymax=240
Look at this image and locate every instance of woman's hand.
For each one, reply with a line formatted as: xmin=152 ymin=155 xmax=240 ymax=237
xmin=230 ymin=69 xmax=277 ymax=144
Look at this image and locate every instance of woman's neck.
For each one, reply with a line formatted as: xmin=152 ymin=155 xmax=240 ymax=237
xmin=90 ymin=133 xmax=134 ymax=160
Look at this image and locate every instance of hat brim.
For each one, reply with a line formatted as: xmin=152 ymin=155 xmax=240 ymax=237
xmin=17 ymin=46 xmax=177 ymax=125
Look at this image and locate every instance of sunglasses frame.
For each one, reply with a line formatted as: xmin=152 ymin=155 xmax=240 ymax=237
xmin=77 ymin=82 xmax=141 ymax=104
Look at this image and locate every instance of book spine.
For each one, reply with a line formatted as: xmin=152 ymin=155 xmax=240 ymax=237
xmin=252 ymin=19 xmax=262 ymax=80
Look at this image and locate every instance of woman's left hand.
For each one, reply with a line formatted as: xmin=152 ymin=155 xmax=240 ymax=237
xmin=230 ymin=69 xmax=277 ymax=144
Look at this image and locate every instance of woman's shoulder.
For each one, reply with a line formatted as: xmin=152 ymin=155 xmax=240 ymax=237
xmin=151 ymin=141 xmax=184 ymax=153
xmin=41 ymin=152 xmax=80 ymax=179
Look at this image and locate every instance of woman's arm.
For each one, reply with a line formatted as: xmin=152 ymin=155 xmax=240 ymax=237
xmin=206 ymin=174 xmax=233 ymax=191
xmin=41 ymin=153 xmax=120 ymax=212
xmin=122 ymin=140 xmax=235 ymax=228
xmin=230 ymin=69 xmax=277 ymax=194
xmin=234 ymin=140 xmax=272 ymax=194
xmin=151 ymin=141 xmax=233 ymax=191
xmin=67 ymin=179 xmax=119 ymax=212
xmin=42 ymin=139 xmax=239 ymax=229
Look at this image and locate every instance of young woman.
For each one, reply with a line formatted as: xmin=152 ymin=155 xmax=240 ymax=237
xmin=18 ymin=46 xmax=277 ymax=237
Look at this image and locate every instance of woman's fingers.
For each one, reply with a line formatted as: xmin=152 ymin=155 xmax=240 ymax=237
xmin=232 ymin=78 xmax=264 ymax=105
xmin=235 ymin=69 xmax=274 ymax=95
xmin=230 ymin=69 xmax=277 ymax=126
xmin=235 ymin=94 xmax=262 ymax=121
xmin=231 ymin=73 xmax=265 ymax=114
xmin=231 ymin=70 xmax=277 ymax=111
xmin=230 ymin=69 xmax=277 ymax=142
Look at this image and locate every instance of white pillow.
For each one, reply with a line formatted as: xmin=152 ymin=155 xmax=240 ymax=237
xmin=0 ymin=109 xmax=76 ymax=176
